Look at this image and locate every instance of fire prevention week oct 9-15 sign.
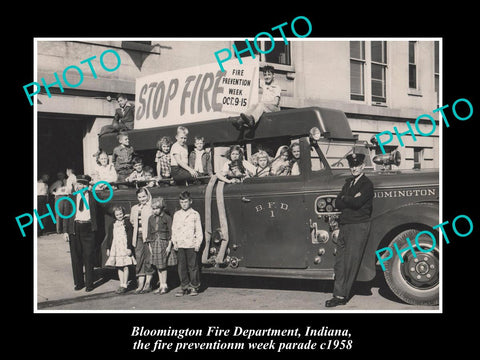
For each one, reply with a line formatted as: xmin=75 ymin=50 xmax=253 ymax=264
xmin=134 ymin=57 xmax=259 ymax=129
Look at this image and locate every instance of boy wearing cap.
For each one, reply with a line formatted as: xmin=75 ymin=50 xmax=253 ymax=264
xmin=325 ymin=152 xmax=374 ymax=307
xmin=234 ymin=65 xmax=281 ymax=129
xmin=64 ymin=175 xmax=99 ymax=292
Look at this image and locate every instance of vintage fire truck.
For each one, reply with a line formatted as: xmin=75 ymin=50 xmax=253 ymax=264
xmin=98 ymin=107 xmax=439 ymax=306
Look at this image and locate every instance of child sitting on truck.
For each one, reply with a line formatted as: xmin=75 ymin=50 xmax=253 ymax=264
xmin=112 ymin=132 xmax=135 ymax=185
xmin=188 ymin=136 xmax=213 ymax=177
xmin=170 ymin=126 xmax=198 ymax=185
xmin=217 ymin=145 xmax=256 ymax=184
xmin=233 ymin=65 xmax=281 ymax=130
xmin=155 ymin=136 xmax=172 ymax=179
xmin=289 ymin=142 xmax=301 ymax=176
xmin=271 ymin=145 xmax=291 ymax=176
xmin=252 ymin=150 xmax=273 ymax=177
xmin=126 ymin=157 xmax=146 ymax=182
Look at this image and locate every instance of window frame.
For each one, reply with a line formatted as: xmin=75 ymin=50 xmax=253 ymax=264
xmin=408 ymin=41 xmax=417 ymax=90
xmin=434 ymin=41 xmax=440 ymax=107
xmin=350 ymin=41 xmax=366 ymax=101
xmin=233 ymin=39 xmax=295 ymax=73
xmin=370 ymin=41 xmax=388 ymax=104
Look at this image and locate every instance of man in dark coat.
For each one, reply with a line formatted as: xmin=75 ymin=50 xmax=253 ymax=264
xmin=325 ymin=152 xmax=374 ymax=307
xmin=64 ymin=175 xmax=99 ymax=292
xmin=98 ymin=94 xmax=135 ymax=137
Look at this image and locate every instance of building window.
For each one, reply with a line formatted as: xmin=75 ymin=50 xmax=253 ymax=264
xmin=413 ymin=147 xmax=424 ymax=169
xmin=350 ymin=41 xmax=365 ymax=101
xmin=234 ymin=40 xmax=259 ymax=59
xmin=233 ymin=40 xmax=291 ymax=66
xmin=409 ymin=41 xmax=417 ymax=89
xmin=264 ymin=41 xmax=291 ymax=65
xmin=371 ymin=41 xmax=387 ymax=103
xmin=434 ymin=41 xmax=440 ymax=107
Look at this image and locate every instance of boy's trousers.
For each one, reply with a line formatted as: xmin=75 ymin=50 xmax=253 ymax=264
xmin=244 ymin=103 xmax=280 ymax=123
xmin=69 ymin=221 xmax=96 ymax=289
xmin=176 ymin=248 xmax=200 ymax=291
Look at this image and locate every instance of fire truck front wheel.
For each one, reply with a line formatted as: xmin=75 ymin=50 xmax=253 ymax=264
xmin=383 ymin=229 xmax=439 ymax=306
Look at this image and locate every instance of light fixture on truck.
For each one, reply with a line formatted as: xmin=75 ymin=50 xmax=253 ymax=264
xmin=373 ymin=150 xmax=401 ymax=168
xmin=309 ymin=127 xmax=321 ymax=141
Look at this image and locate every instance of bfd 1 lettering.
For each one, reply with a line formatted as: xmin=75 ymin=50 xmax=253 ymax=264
xmin=214 ymin=16 xmax=312 ymax=72
xmin=23 ymin=49 xmax=121 ymax=106
xmin=375 ymin=98 xmax=473 ymax=154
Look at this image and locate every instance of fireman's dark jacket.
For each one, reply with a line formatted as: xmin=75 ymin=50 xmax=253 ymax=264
xmin=336 ymin=174 xmax=374 ymax=224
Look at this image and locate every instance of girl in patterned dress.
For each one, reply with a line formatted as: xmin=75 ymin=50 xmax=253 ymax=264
xmin=105 ymin=206 xmax=136 ymax=294
xmin=130 ymin=187 xmax=154 ymax=294
xmin=147 ymin=197 xmax=177 ymax=294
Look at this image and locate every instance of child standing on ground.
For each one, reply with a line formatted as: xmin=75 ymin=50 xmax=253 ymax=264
xmin=130 ymin=187 xmax=154 ymax=294
xmin=147 ymin=197 xmax=177 ymax=294
xmin=171 ymin=191 xmax=203 ymax=296
xmin=105 ymin=206 xmax=136 ymax=294
xmin=155 ymin=136 xmax=173 ymax=179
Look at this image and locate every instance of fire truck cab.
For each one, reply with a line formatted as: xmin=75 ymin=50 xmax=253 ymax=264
xmin=98 ymin=107 xmax=439 ymax=306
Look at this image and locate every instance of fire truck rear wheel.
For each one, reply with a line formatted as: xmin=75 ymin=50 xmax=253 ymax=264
xmin=383 ymin=229 xmax=439 ymax=306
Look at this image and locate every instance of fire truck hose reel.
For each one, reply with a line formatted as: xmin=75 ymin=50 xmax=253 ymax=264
xmin=202 ymin=175 xmax=218 ymax=264
xmin=215 ymin=181 xmax=229 ymax=264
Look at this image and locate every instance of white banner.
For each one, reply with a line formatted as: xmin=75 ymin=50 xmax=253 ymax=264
xmin=134 ymin=58 xmax=259 ymax=129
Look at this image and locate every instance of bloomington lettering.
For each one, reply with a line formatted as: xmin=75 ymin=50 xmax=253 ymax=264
xmin=374 ymin=188 xmax=436 ymax=198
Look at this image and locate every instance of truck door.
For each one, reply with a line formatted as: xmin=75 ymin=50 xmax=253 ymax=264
xmin=239 ymin=178 xmax=309 ymax=269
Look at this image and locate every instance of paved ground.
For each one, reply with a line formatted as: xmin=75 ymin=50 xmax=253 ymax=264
xmin=36 ymin=233 xmax=439 ymax=312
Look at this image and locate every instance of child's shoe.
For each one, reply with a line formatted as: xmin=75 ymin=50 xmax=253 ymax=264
xmin=160 ymin=286 xmax=169 ymax=295
xmin=175 ymin=288 xmax=190 ymax=297
xmin=189 ymin=288 xmax=199 ymax=296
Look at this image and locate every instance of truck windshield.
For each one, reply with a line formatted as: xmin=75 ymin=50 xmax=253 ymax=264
xmin=312 ymin=140 xmax=372 ymax=171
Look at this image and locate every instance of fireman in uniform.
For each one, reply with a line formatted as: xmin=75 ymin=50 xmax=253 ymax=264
xmin=325 ymin=152 xmax=374 ymax=307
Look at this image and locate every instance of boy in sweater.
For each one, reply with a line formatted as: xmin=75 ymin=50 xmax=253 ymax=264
xmin=171 ymin=191 xmax=203 ymax=296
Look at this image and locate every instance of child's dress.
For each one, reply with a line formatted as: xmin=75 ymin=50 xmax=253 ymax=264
xmin=148 ymin=213 xmax=177 ymax=270
xmin=155 ymin=151 xmax=171 ymax=178
xmin=105 ymin=220 xmax=137 ymax=267
xmin=255 ymin=165 xmax=272 ymax=177
xmin=272 ymin=159 xmax=291 ymax=176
